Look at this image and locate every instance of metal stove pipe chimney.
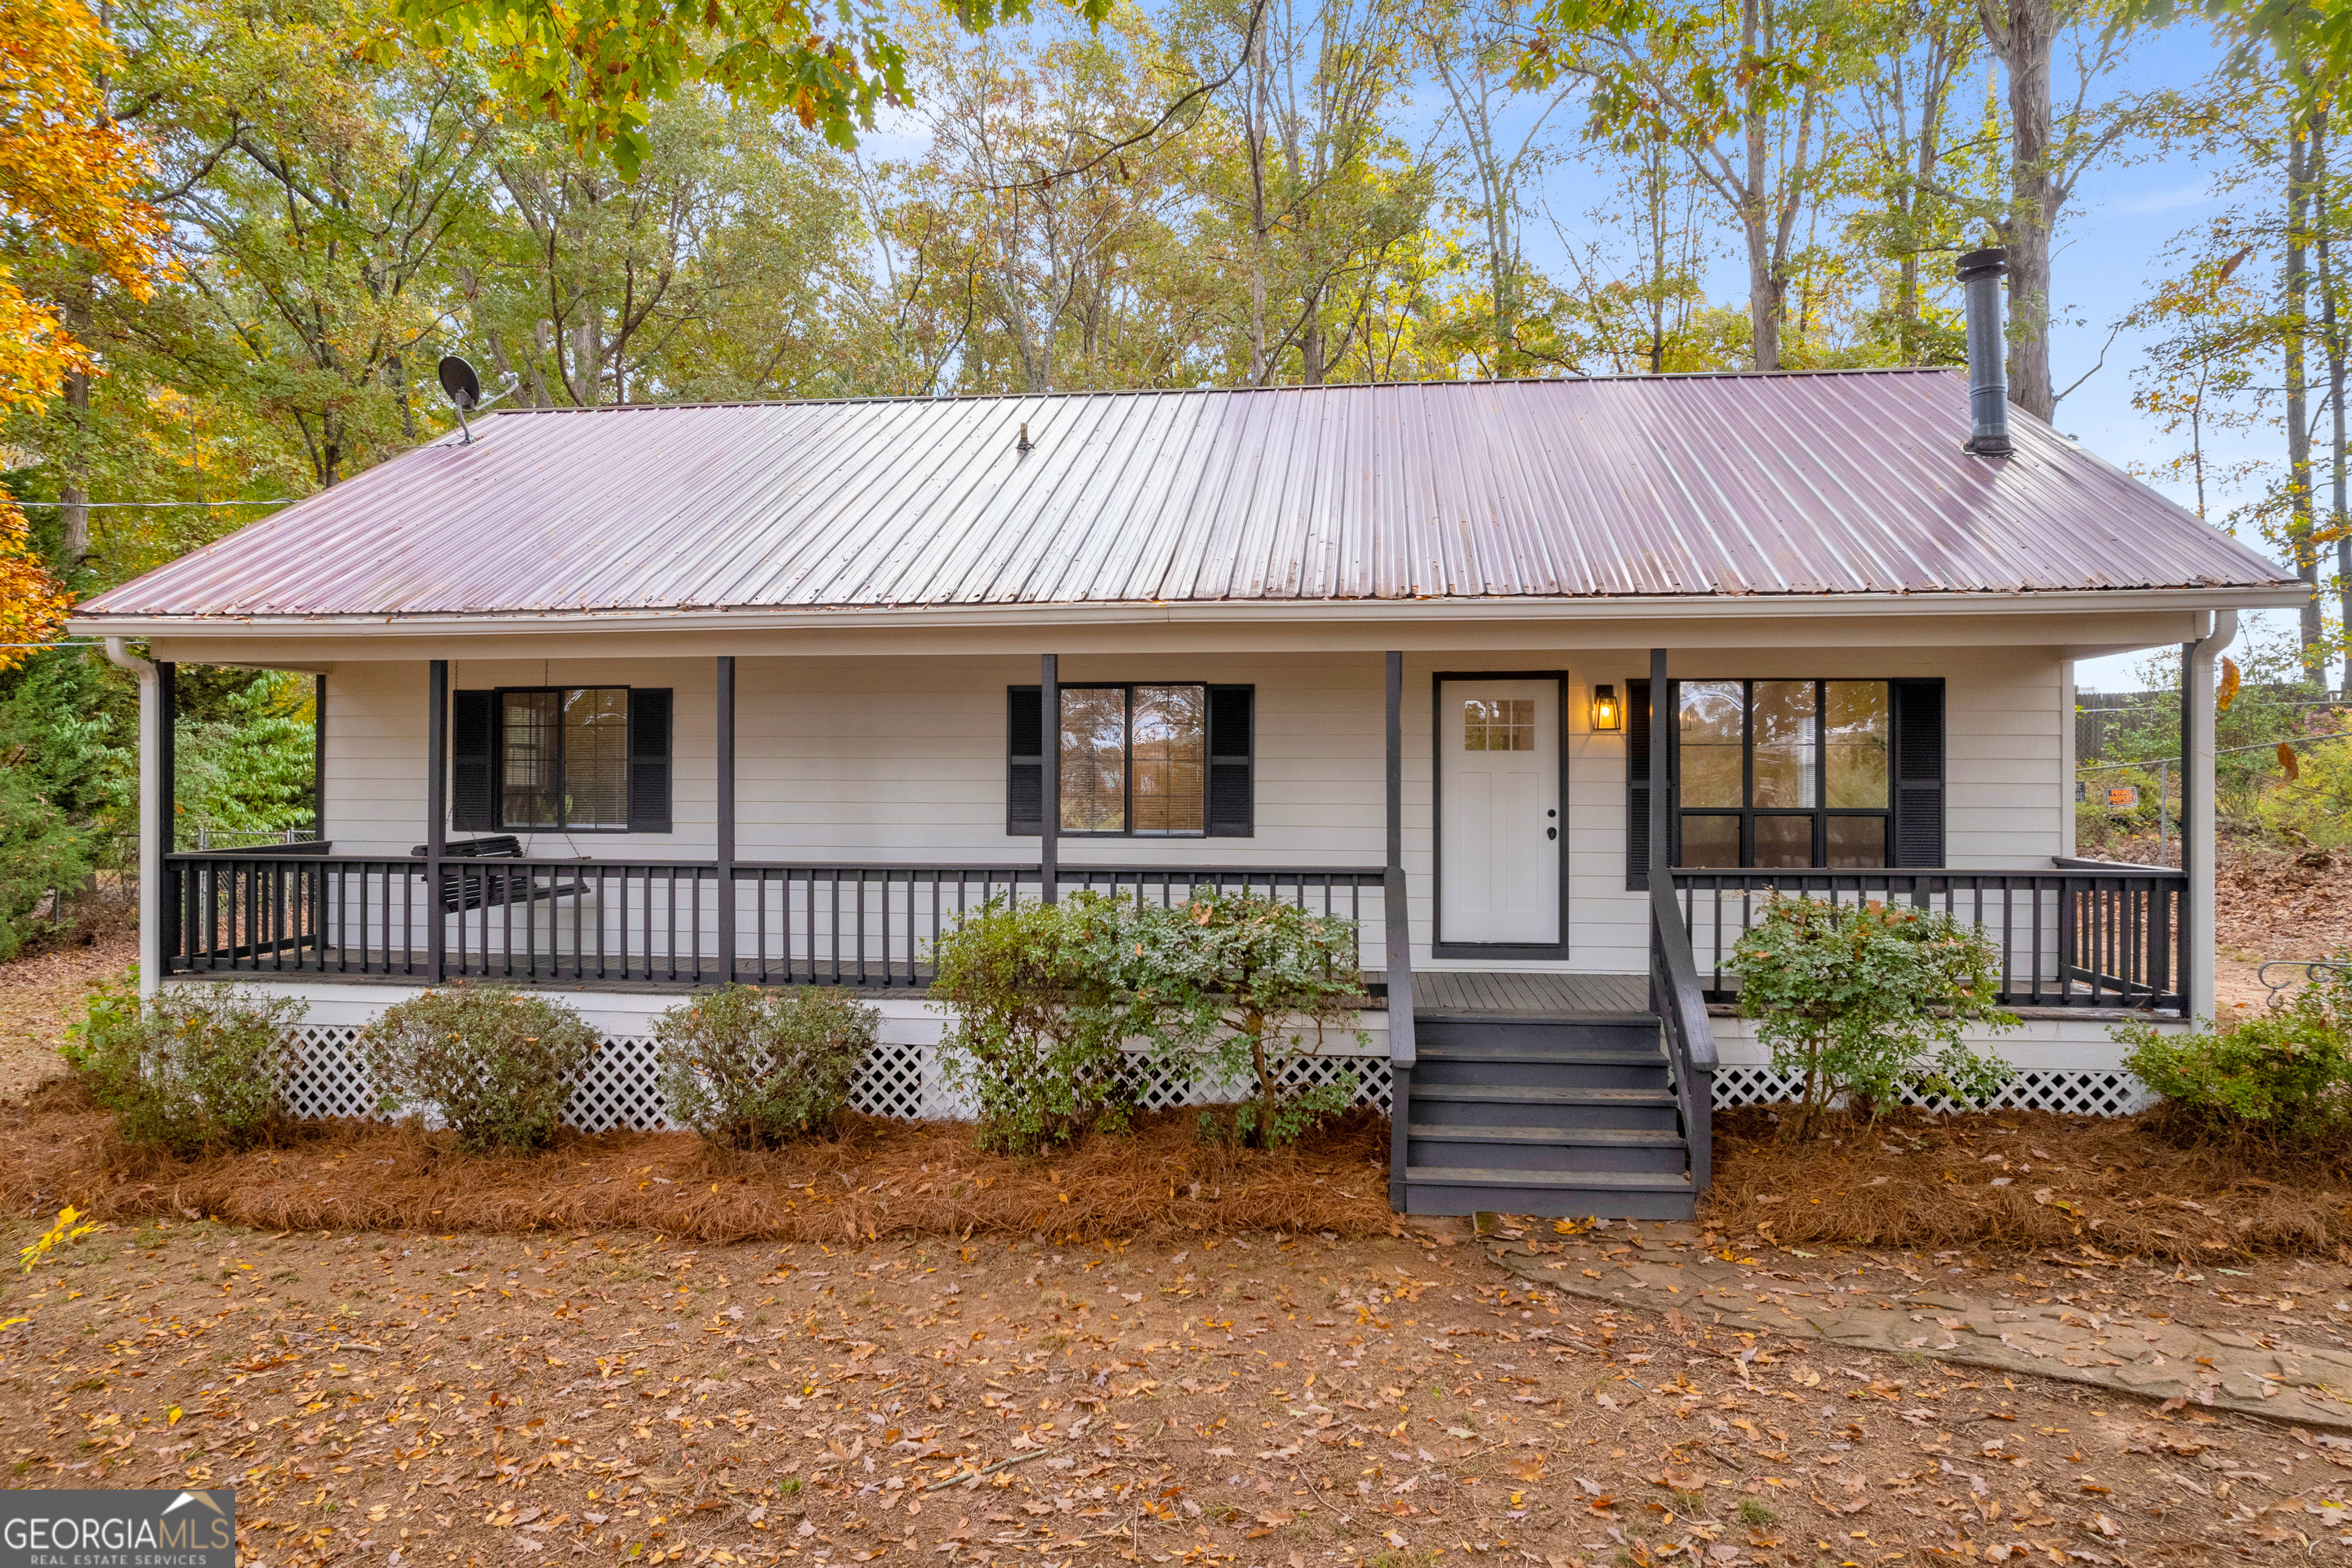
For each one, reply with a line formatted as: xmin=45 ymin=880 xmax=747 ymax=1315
xmin=1956 ymin=246 xmax=2012 ymax=456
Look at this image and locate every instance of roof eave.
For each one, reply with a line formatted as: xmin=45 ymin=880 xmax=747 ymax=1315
xmin=67 ymin=583 xmax=2314 ymax=641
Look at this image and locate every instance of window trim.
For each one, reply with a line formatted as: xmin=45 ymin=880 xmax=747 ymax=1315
xmin=1052 ymin=680 xmax=1213 ymax=839
xmin=1430 ymin=669 xmax=1572 ymax=961
xmin=491 ymin=684 xmax=638 ymax=835
xmin=1668 ymin=677 xmax=1895 ymax=870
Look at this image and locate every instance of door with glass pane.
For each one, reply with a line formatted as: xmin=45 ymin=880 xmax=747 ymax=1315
xmin=1437 ymin=678 xmax=1561 ymax=947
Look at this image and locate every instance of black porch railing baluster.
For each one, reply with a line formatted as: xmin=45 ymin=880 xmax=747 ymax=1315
xmin=1667 ymin=862 xmax=2188 ymax=1012
xmin=166 ymin=856 xmax=1389 ymax=994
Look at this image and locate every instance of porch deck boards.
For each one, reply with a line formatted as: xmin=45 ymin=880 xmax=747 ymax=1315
xmin=1412 ymin=970 xmax=1650 ymax=1019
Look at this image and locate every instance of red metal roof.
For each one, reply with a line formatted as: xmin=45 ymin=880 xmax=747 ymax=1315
xmin=77 ymin=371 xmax=2296 ymax=621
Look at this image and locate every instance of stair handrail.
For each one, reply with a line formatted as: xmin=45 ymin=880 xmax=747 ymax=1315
xmin=1384 ymin=868 xmax=1415 ymax=1071
xmin=1650 ymin=880 xmax=1717 ymax=1193
xmin=1384 ymin=866 xmax=1415 ymax=1210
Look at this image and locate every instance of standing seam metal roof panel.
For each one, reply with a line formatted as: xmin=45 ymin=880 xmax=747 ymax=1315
xmin=78 ymin=371 xmax=2297 ymax=621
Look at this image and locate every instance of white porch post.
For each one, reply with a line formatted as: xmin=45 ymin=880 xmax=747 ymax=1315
xmin=2183 ymin=611 xmax=2237 ymax=1020
xmin=105 ymin=639 xmax=163 ymax=998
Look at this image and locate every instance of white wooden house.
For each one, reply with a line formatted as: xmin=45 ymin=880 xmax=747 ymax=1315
xmin=72 ymin=276 xmax=2304 ymax=1218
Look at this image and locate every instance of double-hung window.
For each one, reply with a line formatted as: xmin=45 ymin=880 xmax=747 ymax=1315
xmin=1624 ymin=676 xmax=1944 ymax=886
xmin=1007 ymin=684 xmax=1255 ymax=837
xmin=449 ymin=685 xmax=674 ymax=835
xmin=1674 ymin=679 xmax=1891 ymax=868
xmin=499 ymin=688 xmax=631 ymax=831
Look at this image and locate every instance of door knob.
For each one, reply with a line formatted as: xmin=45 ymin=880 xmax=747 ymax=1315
xmin=1547 ymin=827 xmax=1557 ymax=840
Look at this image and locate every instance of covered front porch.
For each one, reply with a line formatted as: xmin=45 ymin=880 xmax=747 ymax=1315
xmin=114 ymin=631 xmax=2226 ymax=1220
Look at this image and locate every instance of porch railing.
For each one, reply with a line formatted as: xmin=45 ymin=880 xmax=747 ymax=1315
xmin=1649 ymin=881 xmax=1716 ymax=1194
xmin=163 ymin=854 xmax=1390 ymax=987
xmin=1669 ymin=860 xmax=2189 ymax=1011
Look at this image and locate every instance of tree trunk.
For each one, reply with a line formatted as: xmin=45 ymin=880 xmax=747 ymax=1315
xmin=2319 ymin=113 xmax=2350 ymax=689
xmin=60 ymin=352 xmax=89 ymax=565
xmin=2288 ymin=121 xmax=2324 ymax=666
xmin=1740 ymin=0 xmax=1780 ymax=371
xmin=1978 ymin=0 xmax=2057 ymax=419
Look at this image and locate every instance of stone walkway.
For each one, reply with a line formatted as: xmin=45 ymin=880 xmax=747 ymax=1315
xmin=1481 ymin=1224 xmax=2352 ymax=1433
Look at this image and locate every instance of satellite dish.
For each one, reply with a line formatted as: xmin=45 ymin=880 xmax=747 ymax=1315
xmin=434 ymin=353 xmax=514 ymax=445
xmin=437 ymin=354 xmax=483 ymax=409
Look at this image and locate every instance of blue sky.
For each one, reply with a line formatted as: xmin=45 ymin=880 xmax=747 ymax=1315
xmin=884 ymin=13 xmax=2328 ymax=691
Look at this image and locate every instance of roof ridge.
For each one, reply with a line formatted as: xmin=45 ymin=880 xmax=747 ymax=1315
xmin=484 ymin=366 xmax=1962 ymax=417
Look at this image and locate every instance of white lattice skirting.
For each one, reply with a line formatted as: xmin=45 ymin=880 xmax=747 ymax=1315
xmin=1705 ymin=1063 xmax=2156 ymax=1117
xmin=281 ymin=1025 xmax=1396 ymax=1134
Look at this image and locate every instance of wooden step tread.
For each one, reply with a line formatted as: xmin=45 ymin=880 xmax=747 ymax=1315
xmin=1407 ymin=1123 xmax=1683 ymax=1147
xmin=1409 ymin=1083 xmax=1676 ymax=1106
xmin=1403 ymin=1166 xmax=1693 ymax=1192
xmin=1414 ymin=1045 xmax=1666 ymax=1065
xmin=1414 ymin=1011 xmax=1657 ymax=1027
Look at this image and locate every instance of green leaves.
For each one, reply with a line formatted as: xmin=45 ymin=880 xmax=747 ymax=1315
xmin=69 ymin=977 xmax=311 ymax=1155
xmin=359 ymin=983 xmax=602 ymax=1152
xmin=2120 ymin=957 xmax=2352 ymax=1146
xmin=1728 ymin=893 xmax=2018 ymax=1133
xmin=655 ymin=984 xmax=876 ymax=1148
xmin=380 ymin=0 xmax=1076 ymax=175
xmin=927 ymin=888 xmax=1368 ymax=1152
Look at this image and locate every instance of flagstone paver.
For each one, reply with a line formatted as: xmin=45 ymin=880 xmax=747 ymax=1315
xmin=1481 ymin=1227 xmax=2352 ymax=1432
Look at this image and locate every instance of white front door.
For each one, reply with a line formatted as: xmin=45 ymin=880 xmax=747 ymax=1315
xmin=1438 ymin=678 xmax=1561 ymax=946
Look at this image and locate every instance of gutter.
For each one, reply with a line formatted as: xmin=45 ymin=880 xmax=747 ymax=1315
xmin=102 ymin=638 xmax=163 ymax=999
xmin=66 ymin=584 xmax=2314 ymax=642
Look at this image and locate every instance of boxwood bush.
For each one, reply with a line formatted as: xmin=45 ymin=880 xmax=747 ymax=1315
xmin=655 ymin=985 xmax=877 ymax=1147
xmin=929 ymin=887 xmax=1365 ymax=1152
xmin=2118 ymin=960 xmax=2352 ymax=1149
xmin=66 ymin=969 xmax=309 ymax=1154
xmin=359 ymin=984 xmax=601 ymax=1153
xmin=1728 ymin=893 xmax=2016 ymax=1138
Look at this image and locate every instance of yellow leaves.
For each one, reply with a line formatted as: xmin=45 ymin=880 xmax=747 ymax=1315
xmin=0 ymin=495 xmax=68 ymax=674
xmin=0 ymin=0 xmax=167 ymax=406
xmin=19 ymin=1205 xmax=99 ymax=1272
xmin=2279 ymin=742 xmax=2301 ymax=782
xmin=2217 ymin=657 xmax=2241 ymax=711
xmin=167 ymin=1404 xmax=182 ymax=1425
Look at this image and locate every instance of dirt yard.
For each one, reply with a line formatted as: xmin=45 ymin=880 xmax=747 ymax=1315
xmin=3 ymin=852 xmax=2350 ymax=1566
xmin=9 ymin=1214 xmax=2352 ymax=1568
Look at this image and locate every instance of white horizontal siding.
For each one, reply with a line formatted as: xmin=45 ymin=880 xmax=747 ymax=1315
xmin=317 ymin=643 xmax=2070 ymax=975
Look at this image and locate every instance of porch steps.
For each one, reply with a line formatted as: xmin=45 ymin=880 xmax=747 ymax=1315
xmin=1398 ymin=1016 xmax=1695 ymax=1220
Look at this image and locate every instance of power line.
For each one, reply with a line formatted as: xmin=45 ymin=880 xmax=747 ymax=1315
xmin=2076 ymin=728 xmax=2352 ymax=773
xmin=13 ymin=497 xmax=296 ymax=509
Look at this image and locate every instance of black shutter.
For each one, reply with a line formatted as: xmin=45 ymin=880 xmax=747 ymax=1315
xmin=1893 ymin=679 xmax=1945 ymax=866
xmin=628 ymin=688 xmax=673 ymax=834
xmin=452 ymin=690 xmax=497 ymax=831
xmin=1206 ymin=684 xmax=1254 ymax=836
xmin=1007 ymin=686 xmax=1044 ymax=835
xmin=1626 ymin=678 xmax=1651 ymax=890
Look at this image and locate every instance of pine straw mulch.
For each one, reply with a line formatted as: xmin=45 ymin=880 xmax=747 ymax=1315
xmin=0 ymin=1082 xmax=1393 ymax=1243
xmin=1700 ymin=1102 xmax=2352 ymax=1261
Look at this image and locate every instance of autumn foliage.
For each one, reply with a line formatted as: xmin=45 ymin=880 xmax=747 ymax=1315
xmin=0 ymin=0 xmax=166 ymax=662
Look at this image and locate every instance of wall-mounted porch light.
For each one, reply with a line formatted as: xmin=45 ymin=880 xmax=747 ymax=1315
xmin=1589 ymin=683 xmax=1622 ymax=732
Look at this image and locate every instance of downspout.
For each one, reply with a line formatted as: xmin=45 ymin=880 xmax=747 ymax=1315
xmin=104 ymin=637 xmax=162 ymax=999
xmin=2182 ymin=610 xmax=2237 ymax=1021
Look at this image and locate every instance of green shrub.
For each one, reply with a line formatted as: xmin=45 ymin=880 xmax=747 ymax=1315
xmin=929 ymin=887 xmax=1367 ymax=1153
xmin=66 ymin=969 xmax=309 ymax=1154
xmin=2119 ymin=961 xmax=2352 ymax=1147
xmin=655 ymin=985 xmax=877 ymax=1147
xmin=359 ymin=984 xmax=601 ymax=1153
xmin=1728 ymin=894 xmax=2017 ymax=1138
xmin=0 ymin=765 xmax=96 ymax=961
xmin=1123 ymin=887 xmax=1367 ymax=1147
xmin=928 ymin=893 xmax=1149 ymax=1153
